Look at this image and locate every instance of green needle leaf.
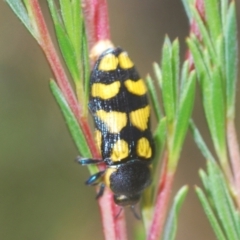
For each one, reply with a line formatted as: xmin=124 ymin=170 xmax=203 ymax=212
xmin=189 ymin=120 xmax=215 ymax=162
xmin=225 ymin=2 xmax=238 ymax=118
xmin=163 ymin=186 xmax=188 ymax=240
xmin=204 ymin=0 xmax=222 ymax=40
xmin=195 ymin=186 xmax=227 ymax=240
xmin=172 ymin=39 xmax=180 ymax=107
xmin=60 ymin=0 xmax=73 ymax=37
xmin=5 ymin=0 xmax=36 ymax=38
xmin=180 ymin=60 xmax=190 ymax=94
xmin=153 ymin=117 xmax=166 ymax=165
xmin=146 ymin=74 xmax=162 ymax=121
xmin=48 ymin=0 xmax=81 ymax=84
xmin=153 ymin=62 xmax=162 ymax=89
xmin=49 ymin=80 xmax=91 ymax=158
xmin=162 ymin=37 xmax=176 ymax=124
xmin=171 ymin=70 xmax=196 ymax=163
xmin=209 ymin=67 xmax=226 ymax=161
xmin=207 ymin=162 xmax=240 ymax=240
xmin=181 ymin=0 xmax=195 ymax=20
xmin=190 ymin=6 xmax=216 ymax=61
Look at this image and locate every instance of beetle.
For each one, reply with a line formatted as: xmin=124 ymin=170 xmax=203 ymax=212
xmin=77 ymin=47 xmax=154 ymax=207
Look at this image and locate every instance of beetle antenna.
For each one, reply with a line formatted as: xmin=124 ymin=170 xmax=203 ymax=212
xmin=115 ymin=207 xmax=123 ymax=219
xmin=130 ymin=205 xmax=141 ymax=220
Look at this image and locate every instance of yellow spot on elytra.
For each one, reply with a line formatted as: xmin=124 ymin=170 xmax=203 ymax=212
xmin=118 ymin=52 xmax=134 ymax=69
xmin=104 ymin=168 xmax=116 ymax=188
xmin=130 ymin=105 xmax=150 ymax=131
xmin=98 ymin=54 xmax=118 ymax=71
xmin=91 ymin=81 xmax=121 ymax=99
xmin=136 ymin=137 xmax=152 ymax=158
xmin=111 ymin=139 xmax=129 ymax=161
xmin=96 ymin=110 xmax=127 ymax=133
xmin=124 ymin=79 xmax=147 ymax=95
xmin=95 ymin=130 xmax=102 ymax=151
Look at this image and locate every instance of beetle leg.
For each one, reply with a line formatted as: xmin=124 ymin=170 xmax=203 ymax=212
xmin=85 ymin=170 xmax=105 ymax=185
xmin=76 ymin=156 xmax=104 ymax=165
xmin=96 ymin=183 xmax=105 ymax=199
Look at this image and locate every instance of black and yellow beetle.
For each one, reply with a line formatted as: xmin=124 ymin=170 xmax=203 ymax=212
xmin=77 ymin=47 xmax=154 ymax=207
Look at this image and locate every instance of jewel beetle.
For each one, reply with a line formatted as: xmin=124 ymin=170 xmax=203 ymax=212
xmin=77 ymin=47 xmax=154 ymax=207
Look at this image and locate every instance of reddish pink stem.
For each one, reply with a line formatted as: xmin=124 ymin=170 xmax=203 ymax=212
xmin=227 ymin=119 xmax=240 ymax=209
xmin=81 ymin=1 xmax=127 ymax=239
xmin=30 ymin=0 xmax=100 ymax=158
xmin=147 ymin=152 xmax=174 ymax=240
xmin=82 ymin=0 xmax=111 ymax=50
xmin=28 ymin=2 xmax=126 ymax=240
xmin=186 ymin=0 xmax=205 ymax=70
xmin=98 ymin=188 xmax=127 ymax=240
xmin=148 ymin=173 xmax=174 ymax=240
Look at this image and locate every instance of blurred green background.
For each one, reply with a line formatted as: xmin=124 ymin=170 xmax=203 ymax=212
xmin=0 ymin=1 xmax=239 ymax=239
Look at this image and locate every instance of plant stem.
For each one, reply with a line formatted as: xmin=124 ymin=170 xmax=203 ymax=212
xmin=227 ymin=118 xmax=240 ymax=209
xmin=147 ymin=152 xmax=174 ymax=240
xmin=27 ymin=1 xmax=126 ymax=239
xmin=29 ymin=0 xmax=100 ymax=158
xmin=98 ymin=188 xmax=127 ymax=240
xmin=82 ymin=0 xmax=110 ymax=50
xmin=82 ymin=1 xmax=127 ymax=239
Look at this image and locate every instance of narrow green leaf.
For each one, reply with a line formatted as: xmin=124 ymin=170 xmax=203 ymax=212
xmin=210 ymin=66 xmax=226 ymax=161
xmin=191 ymin=6 xmax=216 ymax=61
xmin=180 ymin=60 xmax=190 ymax=94
xmin=162 ymin=37 xmax=176 ymax=123
xmin=225 ymin=2 xmax=238 ymax=118
xmin=220 ymin=0 xmax=228 ymax=28
xmin=149 ymin=119 xmax=167 ymax=210
xmin=163 ymin=186 xmax=188 ymax=240
xmin=153 ymin=117 xmax=166 ymax=164
xmin=146 ymin=74 xmax=162 ymax=121
xmin=60 ymin=0 xmax=73 ymax=38
xmin=204 ymin=0 xmax=222 ymax=40
xmin=216 ymin=36 xmax=225 ymax=79
xmin=181 ymin=0 xmax=194 ymax=20
xmin=189 ymin=120 xmax=215 ymax=162
xmin=199 ymin=169 xmax=210 ymax=194
xmin=153 ymin=62 xmax=162 ymax=89
xmin=187 ymin=37 xmax=215 ymax=144
xmin=186 ymin=36 xmax=211 ymax=88
xmin=72 ymin=0 xmax=83 ymax=65
xmin=48 ymin=0 xmax=80 ymax=84
xmin=172 ymin=39 xmax=180 ymax=108
xmin=171 ymin=71 xmax=196 ymax=162
xmin=83 ymin=30 xmax=90 ymax=107
xmin=195 ymin=186 xmax=227 ymax=240
xmin=6 ymin=0 xmax=36 ymax=38
xmin=208 ymin=162 xmax=240 ymax=239
xmin=221 ymin=178 xmax=240 ymax=238
xmin=49 ymin=80 xmax=91 ymax=158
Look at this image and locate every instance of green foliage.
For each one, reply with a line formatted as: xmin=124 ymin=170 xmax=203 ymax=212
xmin=146 ymin=74 xmax=162 ymax=122
xmin=158 ymin=38 xmax=196 ymax=166
xmin=49 ymin=80 xmax=98 ymax=174
xmin=147 ymin=36 xmax=196 ymax=171
xmin=189 ymin=120 xmax=215 ymax=162
xmin=163 ymin=186 xmax=189 ymax=240
xmin=225 ymin=2 xmax=238 ymax=118
xmin=183 ymin=0 xmax=239 ymax=239
xmin=5 ymin=0 xmax=36 ymax=38
xmin=144 ymin=37 xmax=196 ymax=235
xmin=6 ymin=0 xmax=239 ymax=239
xmin=185 ymin=0 xmax=238 ymax=164
xmin=47 ymin=0 xmax=89 ymax=109
xmin=197 ymin=162 xmax=240 ymax=240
